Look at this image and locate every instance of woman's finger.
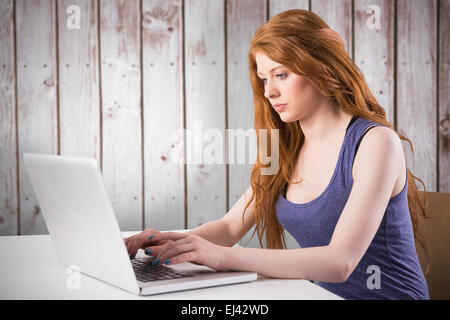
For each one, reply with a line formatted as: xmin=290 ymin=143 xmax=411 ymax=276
xmin=163 ymin=251 xmax=197 ymax=266
xmin=141 ymin=228 xmax=160 ymax=237
xmin=157 ymin=242 xmax=196 ymax=265
xmin=125 ymin=238 xmax=133 ymax=256
xmin=126 ymin=230 xmax=189 ymax=260
xmin=130 ymin=234 xmax=155 ymax=259
xmin=127 ymin=236 xmax=138 ymax=256
xmin=154 ymin=237 xmax=191 ymax=258
xmin=147 ymin=240 xmax=176 ymax=260
xmin=151 ymin=232 xmax=189 ymax=242
xmin=150 ymin=237 xmax=189 ymax=259
xmin=128 ymin=238 xmax=140 ymax=259
xmin=142 ymin=240 xmax=173 ymax=257
xmin=127 ymin=229 xmax=162 ymax=257
xmin=141 ymin=237 xmax=173 ymax=254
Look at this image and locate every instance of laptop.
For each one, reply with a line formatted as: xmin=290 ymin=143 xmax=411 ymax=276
xmin=23 ymin=153 xmax=257 ymax=296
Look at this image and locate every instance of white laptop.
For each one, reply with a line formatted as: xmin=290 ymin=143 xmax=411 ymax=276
xmin=23 ymin=153 xmax=257 ymax=295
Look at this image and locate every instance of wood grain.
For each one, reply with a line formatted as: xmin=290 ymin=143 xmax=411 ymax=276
xmin=184 ymin=0 xmax=226 ymax=229
xmin=397 ymin=0 xmax=437 ymax=192
xmin=354 ymin=0 xmax=395 ymax=124
xmin=142 ymin=0 xmax=185 ymax=230
xmin=0 ymin=0 xmax=18 ymax=235
xmin=16 ymin=0 xmax=58 ymax=235
xmin=439 ymin=0 xmax=450 ymax=192
xmin=269 ymin=0 xmax=309 ymax=18
xmin=58 ymin=0 xmax=100 ymax=161
xmin=100 ymin=0 xmax=143 ymax=231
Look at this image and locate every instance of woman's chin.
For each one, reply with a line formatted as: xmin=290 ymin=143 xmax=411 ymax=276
xmin=278 ymin=112 xmax=297 ymax=123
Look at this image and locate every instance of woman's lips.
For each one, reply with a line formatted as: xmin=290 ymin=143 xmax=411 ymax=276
xmin=274 ymin=104 xmax=287 ymax=112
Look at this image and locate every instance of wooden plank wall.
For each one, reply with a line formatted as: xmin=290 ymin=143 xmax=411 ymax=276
xmin=0 ymin=1 xmax=448 ymax=252
xmin=440 ymin=0 xmax=450 ymax=192
xmin=0 ymin=0 xmax=17 ymax=235
xmin=142 ymin=0 xmax=185 ymax=232
xmin=100 ymin=0 xmax=143 ymax=231
xmin=397 ymin=0 xmax=438 ymax=194
xmin=185 ymin=0 xmax=227 ymax=229
xmin=16 ymin=0 xmax=58 ymax=235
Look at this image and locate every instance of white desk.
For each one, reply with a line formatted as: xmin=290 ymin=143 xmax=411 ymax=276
xmin=0 ymin=231 xmax=342 ymax=300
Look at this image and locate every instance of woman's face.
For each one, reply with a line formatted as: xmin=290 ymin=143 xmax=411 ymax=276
xmin=255 ymin=52 xmax=326 ymax=122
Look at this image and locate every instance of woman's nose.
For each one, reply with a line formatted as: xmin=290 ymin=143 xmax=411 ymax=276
xmin=264 ymin=81 xmax=279 ymax=99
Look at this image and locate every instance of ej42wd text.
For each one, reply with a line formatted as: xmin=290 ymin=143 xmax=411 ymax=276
xmin=180 ymin=304 xmax=269 ymax=317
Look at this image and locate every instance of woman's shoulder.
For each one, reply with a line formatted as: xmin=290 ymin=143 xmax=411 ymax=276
xmin=350 ymin=118 xmax=403 ymax=159
xmin=361 ymin=125 xmax=402 ymax=149
xmin=353 ymin=124 xmax=405 ymax=177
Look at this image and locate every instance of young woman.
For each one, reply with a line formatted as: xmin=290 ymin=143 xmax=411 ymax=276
xmin=125 ymin=9 xmax=429 ymax=300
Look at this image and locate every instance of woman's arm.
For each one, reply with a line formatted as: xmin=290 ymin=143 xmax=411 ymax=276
xmin=222 ymin=245 xmax=349 ymax=282
xmin=186 ymin=186 xmax=255 ymax=247
xmin=185 ymin=219 xmax=236 ymax=247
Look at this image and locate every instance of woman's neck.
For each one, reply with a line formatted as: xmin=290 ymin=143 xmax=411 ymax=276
xmin=298 ymin=104 xmax=353 ymax=148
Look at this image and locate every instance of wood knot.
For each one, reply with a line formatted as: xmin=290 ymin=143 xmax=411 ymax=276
xmin=43 ymin=77 xmax=55 ymax=87
xmin=440 ymin=118 xmax=450 ymax=136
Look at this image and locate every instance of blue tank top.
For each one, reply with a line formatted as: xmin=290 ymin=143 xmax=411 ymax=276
xmin=275 ymin=116 xmax=429 ymax=300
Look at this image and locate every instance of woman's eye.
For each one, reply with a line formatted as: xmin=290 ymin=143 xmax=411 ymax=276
xmin=260 ymin=74 xmax=286 ymax=83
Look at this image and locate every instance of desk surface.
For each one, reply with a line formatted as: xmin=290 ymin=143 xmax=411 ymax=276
xmin=0 ymin=231 xmax=342 ymax=300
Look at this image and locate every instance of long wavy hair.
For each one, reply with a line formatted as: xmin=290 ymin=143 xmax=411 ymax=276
xmin=242 ymin=9 xmax=429 ymax=274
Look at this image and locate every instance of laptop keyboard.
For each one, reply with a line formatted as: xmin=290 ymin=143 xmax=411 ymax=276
xmin=131 ymin=256 xmax=194 ymax=282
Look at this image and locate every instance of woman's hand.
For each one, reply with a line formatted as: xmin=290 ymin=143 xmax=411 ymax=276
xmin=146 ymin=232 xmax=230 ymax=272
xmin=124 ymin=228 xmax=169 ymax=259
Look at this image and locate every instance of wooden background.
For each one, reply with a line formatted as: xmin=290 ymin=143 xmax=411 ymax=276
xmin=0 ymin=0 xmax=448 ymax=250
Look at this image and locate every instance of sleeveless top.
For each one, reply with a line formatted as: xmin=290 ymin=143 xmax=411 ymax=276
xmin=275 ymin=116 xmax=429 ymax=300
